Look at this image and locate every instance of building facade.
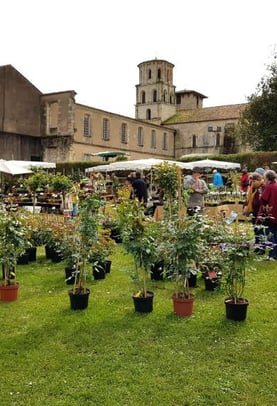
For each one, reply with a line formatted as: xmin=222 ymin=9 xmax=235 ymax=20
xmin=0 ymin=60 xmax=246 ymax=163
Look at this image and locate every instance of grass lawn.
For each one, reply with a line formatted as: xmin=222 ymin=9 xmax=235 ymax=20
xmin=0 ymin=245 xmax=276 ymax=406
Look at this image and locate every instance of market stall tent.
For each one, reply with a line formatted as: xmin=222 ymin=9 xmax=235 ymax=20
xmin=86 ymin=158 xmax=190 ymax=173
xmin=8 ymin=160 xmax=56 ymax=170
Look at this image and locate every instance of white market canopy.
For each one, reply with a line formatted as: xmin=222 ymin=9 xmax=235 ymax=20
xmin=182 ymin=159 xmax=241 ymax=170
xmin=86 ymin=158 xmax=190 ymax=173
xmin=0 ymin=159 xmax=33 ymax=175
xmin=8 ymin=160 xmax=56 ymax=169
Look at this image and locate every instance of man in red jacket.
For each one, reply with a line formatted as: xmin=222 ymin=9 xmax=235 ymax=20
xmin=257 ymin=170 xmax=277 ymax=260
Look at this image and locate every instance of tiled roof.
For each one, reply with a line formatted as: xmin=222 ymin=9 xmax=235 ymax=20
xmin=163 ymin=103 xmax=247 ymax=124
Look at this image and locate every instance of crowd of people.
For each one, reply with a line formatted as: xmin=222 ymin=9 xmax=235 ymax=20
xmin=82 ymin=165 xmax=277 ymax=261
xmin=183 ymin=165 xmax=277 ymax=261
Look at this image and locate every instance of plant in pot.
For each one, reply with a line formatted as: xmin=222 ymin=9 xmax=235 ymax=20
xmin=0 ymin=209 xmax=30 ymax=301
xmin=25 ymin=171 xmax=50 ymax=214
xmin=155 ymin=164 xmax=203 ymax=316
xmin=198 ymin=216 xmax=226 ymax=291
xmin=68 ymin=193 xmax=103 ymax=310
xmin=59 ymin=220 xmax=81 ymax=285
xmin=49 ymin=173 xmax=73 ymax=213
xmin=222 ymin=221 xmax=254 ymax=321
xmin=117 ymin=197 xmax=160 ymax=313
xmin=158 ymin=213 xmax=204 ymax=316
xmin=89 ymin=229 xmax=116 ymax=280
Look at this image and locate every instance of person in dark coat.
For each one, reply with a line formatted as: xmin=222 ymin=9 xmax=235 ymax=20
xmin=132 ymin=172 xmax=148 ymax=205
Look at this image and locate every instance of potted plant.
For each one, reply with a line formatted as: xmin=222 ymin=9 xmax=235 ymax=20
xmin=117 ymin=197 xmax=160 ymax=313
xmin=198 ymin=217 xmax=225 ymax=291
xmin=89 ymin=229 xmax=116 ymax=280
xmin=155 ymin=164 xmax=203 ymax=316
xmin=0 ymin=209 xmax=30 ymax=301
xmin=49 ymin=173 xmax=73 ymax=213
xmin=222 ymin=221 xmax=254 ymax=321
xmin=158 ymin=213 xmax=204 ymax=316
xmin=68 ymin=193 xmax=103 ymax=310
xmin=25 ymin=171 xmax=50 ymax=214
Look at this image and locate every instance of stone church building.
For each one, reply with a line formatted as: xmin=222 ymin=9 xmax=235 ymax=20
xmin=0 ymin=59 xmax=246 ymax=163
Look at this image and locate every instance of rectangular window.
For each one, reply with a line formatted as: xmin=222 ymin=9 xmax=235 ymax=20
xmin=208 ymin=126 xmax=213 ymax=132
xmin=151 ymin=130 xmax=156 ymax=148
xmin=162 ymin=132 xmax=168 ymax=150
xmin=102 ymin=118 xmax=110 ymax=140
xmin=138 ymin=127 xmax=144 ymax=146
xmin=217 ymin=126 xmax=222 ymax=132
xmin=121 ymin=123 xmax=128 ymax=144
xmin=83 ymin=114 xmax=91 ymax=137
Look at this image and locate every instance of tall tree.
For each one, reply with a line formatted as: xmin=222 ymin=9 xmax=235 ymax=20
xmin=239 ymin=53 xmax=277 ymax=151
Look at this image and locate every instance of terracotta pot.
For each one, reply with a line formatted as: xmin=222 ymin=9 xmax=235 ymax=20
xmin=172 ymin=294 xmax=195 ymax=317
xmin=0 ymin=283 xmax=19 ymax=302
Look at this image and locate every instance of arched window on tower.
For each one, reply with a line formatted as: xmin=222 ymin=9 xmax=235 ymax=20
xmin=153 ymin=90 xmax=157 ymax=102
xmin=157 ymin=68 xmax=161 ymax=80
xmin=146 ymin=109 xmax=151 ymax=120
xmin=141 ymin=91 xmax=146 ymax=104
xmin=163 ymin=90 xmax=167 ymax=102
xmin=148 ymin=69 xmax=152 ymax=79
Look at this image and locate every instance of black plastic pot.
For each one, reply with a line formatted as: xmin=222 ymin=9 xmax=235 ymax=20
xmin=105 ymin=260 xmax=112 ymax=274
xmin=188 ymin=272 xmax=197 ymax=287
xmin=225 ymin=298 xmax=249 ymax=321
xmin=69 ymin=288 xmax=90 ymax=310
xmin=17 ymin=253 xmax=29 ymax=265
xmin=150 ymin=261 xmax=165 ymax=280
xmin=93 ymin=263 xmax=106 ymax=280
xmin=204 ymin=277 xmax=221 ymax=291
xmin=132 ymin=291 xmax=154 ymax=313
xmin=25 ymin=247 xmax=37 ymax=262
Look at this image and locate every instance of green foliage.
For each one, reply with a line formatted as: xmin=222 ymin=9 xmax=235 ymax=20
xmin=117 ymin=197 xmax=160 ymax=296
xmin=158 ymin=213 xmax=204 ymax=297
xmin=49 ymin=173 xmax=73 ymax=194
xmin=25 ymin=171 xmax=49 ymax=192
xmin=0 ymin=209 xmax=30 ymax=284
xmin=222 ymin=222 xmax=254 ymax=301
xmin=72 ymin=193 xmax=104 ymax=291
xmin=239 ymin=53 xmax=277 ymax=151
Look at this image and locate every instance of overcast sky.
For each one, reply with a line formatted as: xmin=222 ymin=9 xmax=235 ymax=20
xmin=1 ymin=0 xmax=276 ymax=118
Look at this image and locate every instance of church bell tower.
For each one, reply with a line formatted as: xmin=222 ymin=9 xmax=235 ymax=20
xmin=135 ymin=59 xmax=176 ymax=123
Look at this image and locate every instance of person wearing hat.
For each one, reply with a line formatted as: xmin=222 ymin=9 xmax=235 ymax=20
xmin=255 ymin=168 xmax=265 ymax=176
xmin=184 ymin=166 xmax=209 ymax=215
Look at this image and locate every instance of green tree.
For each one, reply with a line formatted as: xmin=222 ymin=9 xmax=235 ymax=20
xmin=239 ymin=53 xmax=277 ymax=151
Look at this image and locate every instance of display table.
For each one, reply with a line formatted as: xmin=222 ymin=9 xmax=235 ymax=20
xmin=154 ymin=203 xmax=245 ymax=221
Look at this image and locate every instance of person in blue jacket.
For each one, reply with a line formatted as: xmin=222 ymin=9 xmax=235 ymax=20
xmin=212 ymin=169 xmax=224 ymax=187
